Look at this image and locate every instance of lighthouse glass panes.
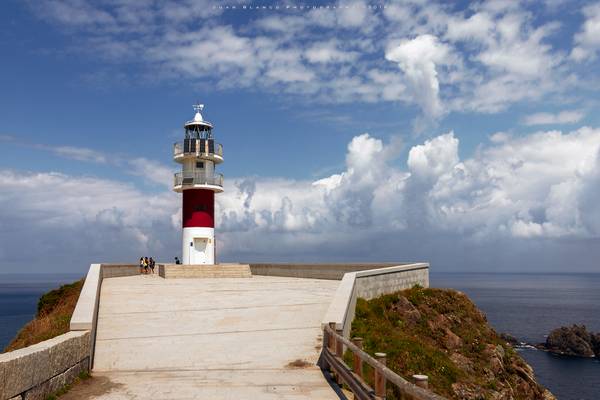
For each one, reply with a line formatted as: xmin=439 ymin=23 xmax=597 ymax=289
xmin=173 ymin=104 xmax=224 ymax=265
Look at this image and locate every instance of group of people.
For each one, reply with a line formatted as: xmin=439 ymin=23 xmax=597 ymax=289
xmin=139 ymin=257 xmax=156 ymax=274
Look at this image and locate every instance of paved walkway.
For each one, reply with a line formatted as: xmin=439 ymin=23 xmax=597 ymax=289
xmin=86 ymin=274 xmax=341 ymax=399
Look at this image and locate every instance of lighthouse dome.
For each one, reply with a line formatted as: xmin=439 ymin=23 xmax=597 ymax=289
xmin=185 ymin=104 xmax=213 ymax=130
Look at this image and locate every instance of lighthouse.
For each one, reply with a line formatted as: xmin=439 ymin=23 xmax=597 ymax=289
xmin=173 ymin=104 xmax=223 ymax=265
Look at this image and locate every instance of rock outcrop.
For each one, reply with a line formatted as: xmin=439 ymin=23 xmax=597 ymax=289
xmin=351 ymin=286 xmax=555 ymax=400
xmin=542 ymin=324 xmax=600 ymax=358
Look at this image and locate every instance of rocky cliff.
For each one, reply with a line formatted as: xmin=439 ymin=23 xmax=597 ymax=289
xmin=351 ymin=286 xmax=555 ymax=400
xmin=3 ymin=279 xmax=83 ymax=352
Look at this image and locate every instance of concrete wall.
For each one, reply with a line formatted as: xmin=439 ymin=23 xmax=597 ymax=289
xmin=0 ymin=331 xmax=90 ymax=400
xmin=355 ymin=264 xmax=429 ymax=299
xmin=321 ymin=263 xmax=430 ymax=338
xmin=70 ymin=264 xmax=102 ymax=331
xmin=100 ymin=264 xmax=139 ymax=279
xmin=249 ymin=263 xmax=410 ymax=280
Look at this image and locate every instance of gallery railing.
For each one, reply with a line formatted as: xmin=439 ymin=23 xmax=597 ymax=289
xmin=173 ymin=172 xmax=224 ymax=188
xmin=173 ymin=140 xmax=223 ymax=158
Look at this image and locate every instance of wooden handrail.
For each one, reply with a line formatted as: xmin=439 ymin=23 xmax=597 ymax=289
xmin=322 ymin=324 xmax=448 ymax=400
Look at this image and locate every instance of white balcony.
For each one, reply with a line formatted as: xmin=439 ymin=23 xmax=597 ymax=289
xmin=173 ymin=172 xmax=224 ymax=193
xmin=174 ymin=140 xmax=223 ymax=164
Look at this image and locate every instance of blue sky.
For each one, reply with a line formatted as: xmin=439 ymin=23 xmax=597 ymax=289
xmin=1 ymin=0 xmax=600 ymax=274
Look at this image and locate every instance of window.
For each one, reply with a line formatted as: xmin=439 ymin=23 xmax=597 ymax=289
xmin=196 ymin=161 xmax=204 ymax=169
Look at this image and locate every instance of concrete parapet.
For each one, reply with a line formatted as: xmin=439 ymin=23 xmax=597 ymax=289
xmin=0 ymin=331 xmax=90 ymax=400
xmin=70 ymin=264 xmax=101 ymax=331
xmin=355 ymin=263 xmax=429 ymax=299
xmin=159 ymin=264 xmax=252 ymax=279
xmin=100 ymin=264 xmax=139 ymax=279
xmin=322 ymin=263 xmax=429 ymax=337
xmin=249 ymin=263 xmax=410 ymax=280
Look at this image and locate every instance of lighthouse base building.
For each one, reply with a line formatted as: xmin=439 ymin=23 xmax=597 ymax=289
xmin=173 ymin=104 xmax=224 ymax=265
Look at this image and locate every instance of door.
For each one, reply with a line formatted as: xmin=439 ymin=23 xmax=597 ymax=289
xmin=192 ymin=238 xmax=208 ymax=264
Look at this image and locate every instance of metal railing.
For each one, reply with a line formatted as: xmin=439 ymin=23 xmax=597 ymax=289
xmin=173 ymin=172 xmax=224 ymax=188
xmin=173 ymin=141 xmax=223 ymax=158
xmin=322 ymin=323 xmax=447 ymax=400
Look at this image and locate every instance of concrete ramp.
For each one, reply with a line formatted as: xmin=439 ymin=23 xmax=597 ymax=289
xmin=91 ymin=275 xmax=340 ymax=399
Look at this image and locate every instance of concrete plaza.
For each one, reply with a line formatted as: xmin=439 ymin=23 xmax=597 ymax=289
xmin=85 ymin=274 xmax=341 ymax=399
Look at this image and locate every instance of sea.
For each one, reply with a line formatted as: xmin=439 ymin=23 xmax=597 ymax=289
xmin=1 ymin=272 xmax=599 ymax=399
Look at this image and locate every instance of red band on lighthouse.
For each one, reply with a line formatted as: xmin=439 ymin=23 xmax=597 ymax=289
xmin=182 ymin=189 xmax=214 ymax=228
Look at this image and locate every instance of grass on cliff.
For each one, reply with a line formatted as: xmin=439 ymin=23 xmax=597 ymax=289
xmin=349 ymin=286 xmax=550 ymax=400
xmin=3 ymin=279 xmax=84 ymax=353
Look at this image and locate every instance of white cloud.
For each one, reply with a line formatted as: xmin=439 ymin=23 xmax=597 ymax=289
xmin=32 ymin=0 xmax=222 ymax=32
xmin=305 ymin=41 xmax=358 ymax=64
xmin=386 ymin=35 xmax=452 ymax=123
xmin=213 ymin=126 xmax=600 ymax=264
xmin=49 ymin=146 xmax=108 ymax=163
xmin=3 ymin=126 xmax=600 ymax=271
xmin=475 ymin=15 xmax=560 ymax=77
xmin=216 ymin=126 xmax=600 ymax=246
xmin=29 ymin=142 xmax=173 ymax=188
xmin=2 ymin=139 xmax=110 ymax=164
xmin=26 ymin=1 xmax=588 ymax=130
xmin=336 ymin=0 xmax=372 ymax=28
xmin=446 ymin=9 xmax=566 ymax=113
xmin=571 ymin=3 xmax=600 ymax=61
xmin=490 ymin=131 xmax=511 ymax=143
xmin=128 ymin=157 xmax=174 ymax=188
xmin=427 ymin=127 xmax=600 ymax=238
xmin=446 ymin=12 xmax=494 ymax=42
xmin=0 ymin=170 xmax=180 ymax=272
xmin=523 ymin=110 xmax=585 ymax=126
xmin=407 ymin=132 xmax=459 ymax=182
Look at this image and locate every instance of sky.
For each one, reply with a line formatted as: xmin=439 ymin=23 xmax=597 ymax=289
xmin=1 ymin=0 xmax=600 ymax=274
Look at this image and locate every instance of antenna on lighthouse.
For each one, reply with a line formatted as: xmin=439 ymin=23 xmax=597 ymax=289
xmin=193 ymin=103 xmax=204 ymax=122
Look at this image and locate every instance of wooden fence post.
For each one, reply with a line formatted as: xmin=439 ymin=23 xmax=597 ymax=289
xmin=335 ymin=328 xmax=344 ymax=385
xmin=413 ymin=374 xmax=429 ymax=389
xmin=351 ymin=337 xmax=363 ymax=378
xmin=335 ymin=328 xmax=344 ymax=358
xmin=374 ymin=352 xmax=387 ymax=399
xmin=328 ymin=322 xmax=336 ymax=353
xmin=321 ymin=324 xmax=330 ymax=371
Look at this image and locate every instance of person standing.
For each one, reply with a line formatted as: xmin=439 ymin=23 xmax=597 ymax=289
xmin=139 ymin=257 xmax=144 ymax=274
xmin=144 ymin=257 xmax=149 ymax=274
xmin=149 ymin=257 xmax=155 ymax=274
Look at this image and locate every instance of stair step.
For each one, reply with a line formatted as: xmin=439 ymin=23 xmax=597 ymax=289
xmin=158 ymin=264 xmax=252 ymax=279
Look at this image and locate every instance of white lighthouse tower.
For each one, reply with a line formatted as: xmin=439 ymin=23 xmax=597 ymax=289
xmin=173 ymin=104 xmax=224 ymax=265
